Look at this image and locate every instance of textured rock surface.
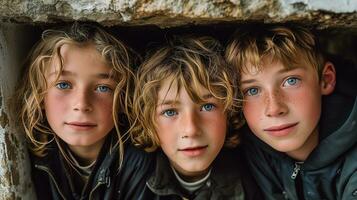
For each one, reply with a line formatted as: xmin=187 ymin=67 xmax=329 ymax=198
xmin=0 ymin=1 xmax=356 ymax=200
xmin=0 ymin=0 xmax=356 ymax=28
xmin=0 ymin=24 xmax=37 ymax=200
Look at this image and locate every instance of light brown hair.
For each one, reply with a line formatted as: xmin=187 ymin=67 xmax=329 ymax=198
xmin=225 ymin=24 xmax=325 ymax=80
xmin=131 ymin=36 xmax=243 ymax=152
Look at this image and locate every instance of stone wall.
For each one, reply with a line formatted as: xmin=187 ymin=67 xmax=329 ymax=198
xmin=0 ymin=0 xmax=356 ymax=28
xmin=0 ymin=0 xmax=356 ymax=199
xmin=0 ymin=24 xmax=38 ymax=200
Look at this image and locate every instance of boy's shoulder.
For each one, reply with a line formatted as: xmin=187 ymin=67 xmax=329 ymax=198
xmin=123 ymin=143 xmax=156 ymax=166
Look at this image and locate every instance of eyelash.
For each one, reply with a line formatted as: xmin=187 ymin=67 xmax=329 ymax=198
xmin=243 ymin=76 xmax=302 ymax=96
xmin=95 ymin=85 xmax=113 ymax=93
xmin=201 ymin=103 xmax=216 ymax=111
xmin=244 ymin=87 xmax=259 ymax=96
xmin=161 ymin=109 xmax=177 ymax=117
xmin=55 ymin=81 xmax=113 ymax=93
xmin=160 ymin=103 xmax=216 ymax=118
xmin=283 ymin=77 xmax=301 ymax=87
xmin=56 ymin=81 xmax=71 ymax=90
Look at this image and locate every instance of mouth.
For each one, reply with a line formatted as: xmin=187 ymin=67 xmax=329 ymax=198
xmin=263 ymin=122 xmax=298 ymax=137
xmin=65 ymin=122 xmax=97 ymax=130
xmin=178 ymin=145 xmax=208 ymax=157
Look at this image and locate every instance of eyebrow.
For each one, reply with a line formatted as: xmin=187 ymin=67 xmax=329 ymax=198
xmin=241 ymin=79 xmax=256 ymax=85
xmin=202 ymin=93 xmax=214 ymax=99
xmin=48 ymin=70 xmax=114 ymax=80
xmin=157 ymin=93 xmax=215 ymax=106
xmin=241 ymin=67 xmax=302 ymax=85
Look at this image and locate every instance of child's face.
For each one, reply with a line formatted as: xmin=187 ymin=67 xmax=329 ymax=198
xmin=155 ymin=79 xmax=227 ymax=181
xmin=240 ymin=58 xmax=334 ymax=160
xmin=44 ymin=44 xmax=116 ymax=157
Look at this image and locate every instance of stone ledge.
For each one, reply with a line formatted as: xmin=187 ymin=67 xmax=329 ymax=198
xmin=0 ymin=0 xmax=356 ymax=28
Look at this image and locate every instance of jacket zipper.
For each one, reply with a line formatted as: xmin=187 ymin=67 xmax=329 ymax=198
xmin=88 ymin=182 xmax=103 ymax=200
xmin=35 ymin=165 xmax=67 ymax=199
xmin=290 ymin=162 xmax=302 ymax=179
xmin=88 ymin=175 xmax=110 ymax=200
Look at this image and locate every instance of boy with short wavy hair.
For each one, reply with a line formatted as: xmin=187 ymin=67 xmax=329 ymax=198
xmin=226 ymin=24 xmax=357 ymax=200
xmin=131 ymin=36 xmax=261 ymax=199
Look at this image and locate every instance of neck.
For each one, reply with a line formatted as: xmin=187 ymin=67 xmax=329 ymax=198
xmin=286 ymin=128 xmax=319 ymax=161
xmin=68 ymin=137 xmax=106 ymax=165
xmin=171 ymin=165 xmax=210 ymax=182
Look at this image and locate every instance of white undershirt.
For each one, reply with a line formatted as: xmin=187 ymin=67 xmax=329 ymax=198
xmin=66 ymin=147 xmax=96 ymax=178
xmin=171 ymin=165 xmax=212 ymax=194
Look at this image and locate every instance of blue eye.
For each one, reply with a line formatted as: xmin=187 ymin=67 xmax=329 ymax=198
xmin=96 ymin=85 xmax=112 ymax=93
xmin=283 ymin=77 xmax=300 ymax=87
xmin=201 ymin=103 xmax=215 ymax=111
xmin=245 ymin=88 xmax=259 ymax=96
xmin=56 ymin=82 xmax=71 ymax=90
xmin=163 ymin=109 xmax=177 ymax=117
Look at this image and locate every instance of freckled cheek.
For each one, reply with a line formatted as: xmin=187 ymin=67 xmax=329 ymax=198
xmin=94 ymin=93 xmax=113 ymax=105
xmin=98 ymin=98 xmax=113 ymax=109
xmin=98 ymin=101 xmax=114 ymax=120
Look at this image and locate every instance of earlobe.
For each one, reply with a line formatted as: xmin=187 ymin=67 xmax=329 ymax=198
xmin=321 ymin=62 xmax=336 ymax=95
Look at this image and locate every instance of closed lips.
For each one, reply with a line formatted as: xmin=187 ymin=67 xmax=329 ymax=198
xmin=65 ymin=122 xmax=97 ymax=126
xmin=179 ymin=145 xmax=208 ymax=151
xmin=264 ymin=122 xmax=298 ymax=131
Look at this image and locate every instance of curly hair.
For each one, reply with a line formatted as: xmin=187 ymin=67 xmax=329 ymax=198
xmin=131 ymin=36 xmax=244 ymax=152
xmin=14 ymin=23 xmax=135 ymax=162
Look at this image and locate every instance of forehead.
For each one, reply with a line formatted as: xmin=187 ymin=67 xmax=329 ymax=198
xmin=157 ymin=77 xmax=210 ymax=101
xmin=47 ymin=43 xmax=109 ymax=74
xmin=241 ymin=55 xmax=312 ymax=77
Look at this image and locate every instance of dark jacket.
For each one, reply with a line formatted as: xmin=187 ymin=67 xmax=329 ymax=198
xmin=242 ymin=58 xmax=357 ymax=200
xmin=31 ymin=135 xmax=155 ymax=200
xmin=143 ymin=147 xmax=262 ymax=200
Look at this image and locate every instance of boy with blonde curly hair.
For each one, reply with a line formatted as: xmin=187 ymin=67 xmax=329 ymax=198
xmin=131 ymin=36 xmax=261 ymax=199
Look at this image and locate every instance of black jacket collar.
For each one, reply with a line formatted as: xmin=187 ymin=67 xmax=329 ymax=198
xmin=147 ymin=149 xmax=245 ymax=199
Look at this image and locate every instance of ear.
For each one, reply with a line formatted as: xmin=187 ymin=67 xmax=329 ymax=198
xmin=320 ymin=62 xmax=336 ymax=95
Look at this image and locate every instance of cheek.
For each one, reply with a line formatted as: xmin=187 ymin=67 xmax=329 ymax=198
xmin=96 ymin=97 xmax=114 ymax=117
xmin=155 ymin=119 xmax=174 ymax=146
xmin=101 ymin=102 xmax=113 ymax=117
xmin=243 ymin=100 xmax=261 ymax=126
xmin=203 ymin=113 xmax=227 ymax=145
xmin=212 ymin=116 xmax=227 ymax=136
xmin=97 ymin=95 xmax=113 ymax=107
xmin=290 ymin=87 xmax=321 ymax=118
xmin=156 ymin=128 xmax=175 ymax=157
xmin=44 ymin=93 xmax=65 ymax=114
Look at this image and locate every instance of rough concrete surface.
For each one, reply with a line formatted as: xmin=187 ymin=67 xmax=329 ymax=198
xmin=0 ymin=1 xmax=356 ymax=200
xmin=0 ymin=0 xmax=356 ymax=28
xmin=0 ymin=24 xmax=36 ymax=200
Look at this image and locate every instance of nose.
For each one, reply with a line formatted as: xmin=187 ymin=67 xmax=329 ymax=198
xmin=180 ymin=111 xmax=200 ymax=138
xmin=264 ymin=90 xmax=288 ymax=117
xmin=73 ymin=88 xmax=92 ymax=112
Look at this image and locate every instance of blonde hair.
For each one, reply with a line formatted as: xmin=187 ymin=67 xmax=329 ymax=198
xmin=131 ymin=36 xmax=243 ymax=152
xmin=15 ymin=23 xmax=134 ymax=162
xmin=225 ymin=24 xmax=325 ymax=80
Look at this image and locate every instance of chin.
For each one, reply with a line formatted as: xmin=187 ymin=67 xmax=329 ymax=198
xmin=270 ymin=142 xmax=302 ymax=153
xmin=181 ymin=163 xmax=209 ymax=174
